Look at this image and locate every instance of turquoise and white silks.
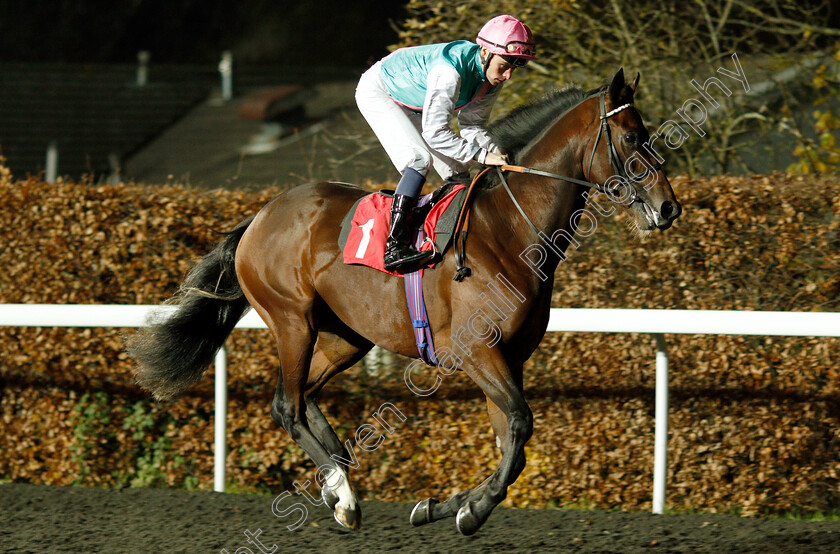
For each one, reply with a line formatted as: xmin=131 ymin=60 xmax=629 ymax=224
xmin=355 ymin=41 xmax=503 ymax=181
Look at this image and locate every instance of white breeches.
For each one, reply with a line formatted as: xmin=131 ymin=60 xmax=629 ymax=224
xmin=355 ymin=61 xmax=469 ymax=181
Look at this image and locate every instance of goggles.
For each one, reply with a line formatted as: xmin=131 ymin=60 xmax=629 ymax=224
xmin=501 ymin=54 xmax=530 ymax=68
xmin=478 ymin=36 xmax=536 ymax=58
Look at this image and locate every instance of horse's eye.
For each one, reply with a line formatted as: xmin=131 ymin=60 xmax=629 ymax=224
xmin=624 ymin=132 xmax=638 ymax=144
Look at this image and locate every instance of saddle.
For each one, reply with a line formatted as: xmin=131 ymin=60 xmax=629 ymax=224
xmin=338 ymin=169 xmax=487 ymax=279
xmin=339 ymin=183 xmax=456 ymax=275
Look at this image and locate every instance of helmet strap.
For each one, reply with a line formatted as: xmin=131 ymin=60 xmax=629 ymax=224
xmin=481 ymin=51 xmax=493 ymax=79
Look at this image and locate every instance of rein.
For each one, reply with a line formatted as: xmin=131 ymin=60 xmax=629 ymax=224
xmin=499 ymin=164 xmax=597 ymax=190
xmin=493 ymin=91 xmax=656 ymax=244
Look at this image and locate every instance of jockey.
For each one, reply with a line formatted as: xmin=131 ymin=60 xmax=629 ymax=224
xmin=355 ymin=14 xmax=537 ymax=273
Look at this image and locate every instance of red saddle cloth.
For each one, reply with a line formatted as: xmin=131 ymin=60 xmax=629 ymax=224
xmin=341 ymin=185 xmax=465 ymax=276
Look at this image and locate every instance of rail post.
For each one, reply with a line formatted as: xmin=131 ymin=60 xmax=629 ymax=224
xmin=652 ymin=333 xmax=668 ymax=514
xmin=214 ymin=346 xmax=228 ymax=492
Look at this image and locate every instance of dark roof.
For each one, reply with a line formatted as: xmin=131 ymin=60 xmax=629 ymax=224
xmin=124 ymin=79 xmax=399 ymax=189
xmin=0 ymin=62 xmax=376 ymax=183
xmin=0 ymin=63 xmax=213 ymax=180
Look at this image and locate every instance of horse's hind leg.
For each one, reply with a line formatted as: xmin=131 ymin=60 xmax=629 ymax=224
xmin=269 ymin=319 xmax=365 ymax=530
xmin=303 ymin=330 xmax=372 ymax=512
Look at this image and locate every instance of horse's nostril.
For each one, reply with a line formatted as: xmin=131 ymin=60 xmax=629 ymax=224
xmin=660 ymin=201 xmax=681 ymax=221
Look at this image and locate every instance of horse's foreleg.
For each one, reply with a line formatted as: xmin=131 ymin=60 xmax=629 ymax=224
xmin=411 ymin=364 xmax=532 ymax=534
xmin=410 ymin=479 xmax=491 ymax=527
xmin=486 ymin=396 xmax=527 ymax=485
xmin=411 ymin=399 xmax=505 ymax=526
xmin=455 ymin=384 xmax=532 ymax=535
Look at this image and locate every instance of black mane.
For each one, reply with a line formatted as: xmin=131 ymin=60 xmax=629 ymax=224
xmin=489 ymin=85 xmax=606 ymax=159
xmin=479 ymin=85 xmax=604 ymax=188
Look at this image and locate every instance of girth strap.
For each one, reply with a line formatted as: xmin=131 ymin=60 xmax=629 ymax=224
xmin=404 ymin=192 xmax=439 ymax=365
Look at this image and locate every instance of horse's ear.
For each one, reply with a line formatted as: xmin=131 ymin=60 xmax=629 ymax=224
xmin=609 ymin=68 xmax=625 ymax=105
xmin=628 ymin=72 xmax=640 ymax=94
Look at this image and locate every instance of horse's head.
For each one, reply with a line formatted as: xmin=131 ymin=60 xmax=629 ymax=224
xmin=585 ymin=69 xmax=682 ymax=232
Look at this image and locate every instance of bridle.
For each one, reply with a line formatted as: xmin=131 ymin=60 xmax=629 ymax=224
xmin=587 ymin=92 xmax=637 ymax=191
xmin=455 ymin=90 xmax=663 ymax=280
xmin=497 ymin=90 xmax=662 ymax=211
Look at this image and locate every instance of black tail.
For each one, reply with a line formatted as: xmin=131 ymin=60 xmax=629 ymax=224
xmin=127 ymin=216 xmax=255 ymax=401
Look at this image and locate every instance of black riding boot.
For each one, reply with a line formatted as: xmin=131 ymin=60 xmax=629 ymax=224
xmin=384 ymin=194 xmax=434 ymax=272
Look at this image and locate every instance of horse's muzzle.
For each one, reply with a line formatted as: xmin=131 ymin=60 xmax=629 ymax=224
xmin=656 ymin=200 xmax=681 ymax=230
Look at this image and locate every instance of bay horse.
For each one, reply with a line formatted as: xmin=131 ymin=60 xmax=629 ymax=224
xmin=128 ymin=69 xmax=681 ymax=536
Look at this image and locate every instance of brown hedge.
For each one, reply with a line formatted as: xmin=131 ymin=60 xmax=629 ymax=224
xmin=0 ymin=166 xmax=838 ymax=516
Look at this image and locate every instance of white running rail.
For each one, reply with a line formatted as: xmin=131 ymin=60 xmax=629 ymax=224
xmin=1 ymin=304 xmax=838 ymax=514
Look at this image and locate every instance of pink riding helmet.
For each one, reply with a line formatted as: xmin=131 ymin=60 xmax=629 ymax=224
xmin=476 ymin=15 xmax=537 ymax=62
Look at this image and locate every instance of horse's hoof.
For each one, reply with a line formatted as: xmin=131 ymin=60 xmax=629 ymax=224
xmin=409 ymin=498 xmax=438 ymax=527
xmin=322 ymin=486 xmax=339 ymax=510
xmin=455 ymin=501 xmax=481 ymax=536
xmin=334 ymin=503 xmax=362 ymax=530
